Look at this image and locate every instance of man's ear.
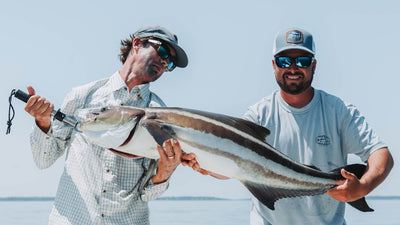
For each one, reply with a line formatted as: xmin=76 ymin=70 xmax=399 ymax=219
xmin=312 ymin=59 xmax=317 ymax=74
xmin=132 ymin=37 xmax=141 ymax=52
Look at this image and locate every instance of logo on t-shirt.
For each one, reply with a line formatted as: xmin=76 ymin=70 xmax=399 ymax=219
xmin=316 ymin=135 xmax=330 ymax=145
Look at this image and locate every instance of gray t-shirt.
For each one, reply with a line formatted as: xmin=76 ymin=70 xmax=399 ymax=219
xmin=244 ymin=89 xmax=387 ymax=225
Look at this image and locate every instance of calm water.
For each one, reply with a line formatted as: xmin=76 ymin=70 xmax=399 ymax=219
xmin=0 ymin=199 xmax=399 ymax=225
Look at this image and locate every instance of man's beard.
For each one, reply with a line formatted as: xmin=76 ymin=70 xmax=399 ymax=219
xmin=277 ymin=72 xmax=313 ymax=95
xmin=145 ymin=64 xmax=163 ymax=82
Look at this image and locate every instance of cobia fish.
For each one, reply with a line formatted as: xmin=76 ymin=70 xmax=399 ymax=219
xmin=78 ymin=106 xmax=373 ymax=212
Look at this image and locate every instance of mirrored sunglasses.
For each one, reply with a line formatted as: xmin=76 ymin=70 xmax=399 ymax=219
xmin=275 ymin=56 xmax=314 ymax=68
xmin=147 ymin=39 xmax=176 ymax=72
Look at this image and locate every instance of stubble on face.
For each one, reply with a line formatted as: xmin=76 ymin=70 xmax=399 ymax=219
xmin=144 ymin=58 xmax=163 ymax=80
xmin=276 ymin=70 xmax=313 ymax=95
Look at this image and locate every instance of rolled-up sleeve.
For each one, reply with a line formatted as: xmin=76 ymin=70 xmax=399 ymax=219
xmin=140 ymin=178 xmax=170 ymax=201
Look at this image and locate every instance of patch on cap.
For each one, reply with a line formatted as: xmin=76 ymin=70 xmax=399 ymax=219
xmin=286 ymin=30 xmax=303 ymax=44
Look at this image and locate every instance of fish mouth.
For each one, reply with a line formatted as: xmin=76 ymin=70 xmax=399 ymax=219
xmin=108 ymin=148 xmax=143 ymax=159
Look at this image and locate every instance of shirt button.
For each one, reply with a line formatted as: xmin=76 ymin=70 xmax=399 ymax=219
xmin=101 ymin=214 xmax=105 ymax=217
xmin=120 ymin=103 xmax=124 ymax=106
xmin=124 ymin=87 xmax=128 ymax=91
xmin=106 ymin=169 xmax=110 ymax=172
xmin=103 ymin=190 xmax=107 ymax=194
xmin=45 ymin=136 xmax=50 ymax=140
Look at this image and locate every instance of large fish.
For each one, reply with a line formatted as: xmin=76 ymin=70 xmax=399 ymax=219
xmin=78 ymin=106 xmax=373 ymax=212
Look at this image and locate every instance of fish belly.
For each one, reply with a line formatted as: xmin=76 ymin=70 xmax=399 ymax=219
xmin=170 ymin=126 xmax=258 ymax=179
xmin=115 ymin=126 xmax=160 ymax=159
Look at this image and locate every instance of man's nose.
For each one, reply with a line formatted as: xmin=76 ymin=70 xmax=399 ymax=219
xmin=160 ymin=57 xmax=170 ymax=68
xmin=287 ymin=62 xmax=299 ymax=71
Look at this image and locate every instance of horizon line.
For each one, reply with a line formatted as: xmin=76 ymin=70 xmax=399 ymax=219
xmin=1 ymin=195 xmax=399 ymax=202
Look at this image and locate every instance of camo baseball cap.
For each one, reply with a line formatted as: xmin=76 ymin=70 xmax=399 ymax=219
xmin=272 ymin=28 xmax=315 ymax=56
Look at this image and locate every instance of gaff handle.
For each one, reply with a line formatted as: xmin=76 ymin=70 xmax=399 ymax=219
xmin=12 ymin=89 xmax=66 ymax=120
xmin=7 ymin=89 xmax=80 ymax=134
xmin=14 ymin=89 xmax=31 ymax=103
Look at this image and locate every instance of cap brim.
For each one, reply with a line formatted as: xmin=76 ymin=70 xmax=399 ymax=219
xmin=169 ymin=42 xmax=188 ymax=68
xmin=274 ymin=46 xmax=315 ymax=56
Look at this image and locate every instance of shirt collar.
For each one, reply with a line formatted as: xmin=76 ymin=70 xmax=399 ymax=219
xmin=108 ymin=71 xmax=151 ymax=101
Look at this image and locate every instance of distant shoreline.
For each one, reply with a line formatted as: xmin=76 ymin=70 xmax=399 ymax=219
xmin=0 ymin=196 xmax=399 ymax=202
xmin=0 ymin=196 xmax=249 ymax=202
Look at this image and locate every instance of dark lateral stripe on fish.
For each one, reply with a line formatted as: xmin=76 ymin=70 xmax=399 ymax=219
xmin=154 ymin=109 xmax=341 ymax=180
xmin=180 ymin=137 xmax=332 ymax=189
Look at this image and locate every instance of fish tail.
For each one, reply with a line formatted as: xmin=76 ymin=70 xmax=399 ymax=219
xmin=331 ymin=163 xmax=374 ymax=212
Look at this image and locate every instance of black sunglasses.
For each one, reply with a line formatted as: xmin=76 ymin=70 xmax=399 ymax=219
xmin=275 ymin=56 xmax=314 ymax=68
xmin=147 ymin=39 xmax=176 ymax=72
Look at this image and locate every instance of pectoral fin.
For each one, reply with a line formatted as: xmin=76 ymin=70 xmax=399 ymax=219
xmin=142 ymin=121 xmax=173 ymax=146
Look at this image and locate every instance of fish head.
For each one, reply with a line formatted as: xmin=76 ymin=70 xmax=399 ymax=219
xmin=78 ymin=106 xmax=145 ymax=148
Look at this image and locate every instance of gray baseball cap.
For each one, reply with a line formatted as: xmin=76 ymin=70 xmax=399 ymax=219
xmin=134 ymin=25 xmax=188 ymax=68
xmin=272 ymin=28 xmax=315 ymax=56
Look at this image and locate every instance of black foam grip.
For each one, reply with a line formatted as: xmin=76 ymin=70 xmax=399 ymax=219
xmin=14 ymin=89 xmax=31 ymax=103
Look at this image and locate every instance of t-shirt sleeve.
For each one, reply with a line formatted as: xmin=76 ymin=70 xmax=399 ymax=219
xmin=339 ymin=103 xmax=387 ymax=162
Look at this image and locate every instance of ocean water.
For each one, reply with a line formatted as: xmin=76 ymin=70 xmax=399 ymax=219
xmin=0 ymin=199 xmax=399 ymax=225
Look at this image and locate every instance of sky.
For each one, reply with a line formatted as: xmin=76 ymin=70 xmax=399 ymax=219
xmin=1 ymin=0 xmax=399 ymax=199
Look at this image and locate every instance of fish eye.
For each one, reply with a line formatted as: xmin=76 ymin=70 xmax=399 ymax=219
xmin=100 ymin=107 xmax=107 ymax=112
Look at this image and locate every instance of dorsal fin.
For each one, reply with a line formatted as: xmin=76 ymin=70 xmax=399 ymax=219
xmin=305 ymin=165 xmax=321 ymax=171
xmin=168 ymin=107 xmax=271 ymax=141
xmin=231 ymin=117 xmax=270 ymax=141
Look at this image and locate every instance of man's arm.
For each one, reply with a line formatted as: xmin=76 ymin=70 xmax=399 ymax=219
xmin=327 ymin=147 xmax=394 ymax=202
xmin=140 ymin=139 xmax=183 ymax=201
xmin=26 ymin=85 xmax=73 ymax=169
xmin=182 ymin=153 xmax=230 ymax=180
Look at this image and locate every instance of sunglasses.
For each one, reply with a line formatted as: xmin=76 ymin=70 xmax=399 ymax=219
xmin=147 ymin=39 xmax=176 ymax=72
xmin=275 ymin=56 xmax=314 ymax=68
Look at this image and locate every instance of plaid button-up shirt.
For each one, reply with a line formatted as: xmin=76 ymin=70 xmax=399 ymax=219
xmin=30 ymin=71 xmax=169 ymax=225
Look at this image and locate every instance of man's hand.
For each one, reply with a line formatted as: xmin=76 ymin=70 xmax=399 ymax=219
xmin=327 ymin=148 xmax=393 ymax=202
xmin=25 ymin=85 xmax=54 ymax=133
xmin=326 ymin=169 xmax=366 ymax=202
xmin=152 ymin=139 xmax=182 ymax=184
xmin=182 ymin=153 xmax=229 ymax=179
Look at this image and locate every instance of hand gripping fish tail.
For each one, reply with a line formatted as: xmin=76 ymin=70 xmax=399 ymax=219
xmin=78 ymin=106 xmax=375 ymax=213
xmin=6 ymin=89 xmax=80 ymax=134
xmin=332 ymin=164 xmax=374 ymax=212
xmin=244 ymin=163 xmax=373 ymax=212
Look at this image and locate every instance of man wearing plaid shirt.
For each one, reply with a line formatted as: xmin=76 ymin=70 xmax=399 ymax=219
xmin=24 ymin=25 xmax=188 ymax=225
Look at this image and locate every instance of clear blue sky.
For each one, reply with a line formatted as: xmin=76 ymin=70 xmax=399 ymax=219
xmin=1 ymin=0 xmax=399 ymax=199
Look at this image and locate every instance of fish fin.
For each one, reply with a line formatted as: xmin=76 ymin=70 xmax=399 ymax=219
xmin=142 ymin=121 xmax=173 ymax=146
xmin=305 ymin=165 xmax=322 ymax=171
xmin=173 ymin=108 xmax=270 ymax=141
xmin=234 ymin=118 xmax=271 ymax=141
xmin=330 ymin=164 xmax=365 ymax=178
xmin=348 ymin=198 xmax=374 ymax=212
xmin=139 ymin=159 xmax=159 ymax=192
xmin=242 ymin=181 xmax=328 ymax=210
xmin=330 ymin=163 xmax=374 ymax=212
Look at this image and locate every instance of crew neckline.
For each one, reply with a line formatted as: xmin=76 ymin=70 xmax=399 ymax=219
xmin=277 ymin=89 xmax=320 ymax=114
